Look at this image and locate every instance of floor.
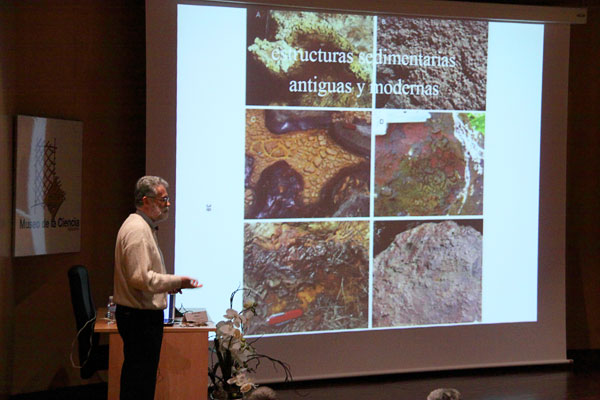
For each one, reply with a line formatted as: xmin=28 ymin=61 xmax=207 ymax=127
xmin=271 ymin=364 xmax=600 ymax=400
xmin=11 ymin=352 xmax=600 ymax=400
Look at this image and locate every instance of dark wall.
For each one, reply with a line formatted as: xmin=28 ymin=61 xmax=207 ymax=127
xmin=1 ymin=0 xmax=146 ymax=394
xmin=0 ymin=2 xmax=16 ymax=398
xmin=566 ymin=4 xmax=600 ymax=349
xmin=0 ymin=0 xmax=598 ymax=396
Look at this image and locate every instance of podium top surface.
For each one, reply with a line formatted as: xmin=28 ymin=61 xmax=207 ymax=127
xmin=94 ymin=309 xmax=216 ymax=333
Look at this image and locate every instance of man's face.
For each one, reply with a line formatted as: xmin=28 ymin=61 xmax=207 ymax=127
xmin=145 ymin=184 xmax=170 ymax=222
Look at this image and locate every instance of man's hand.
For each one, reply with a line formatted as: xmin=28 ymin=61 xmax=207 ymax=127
xmin=180 ymin=276 xmax=202 ymax=289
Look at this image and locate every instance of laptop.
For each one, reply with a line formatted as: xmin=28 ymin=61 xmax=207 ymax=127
xmin=164 ymin=293 xmax=175 ymax=326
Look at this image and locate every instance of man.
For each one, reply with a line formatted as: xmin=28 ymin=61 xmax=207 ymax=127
xmin=113 ymin=176 xmax=201 ymax=399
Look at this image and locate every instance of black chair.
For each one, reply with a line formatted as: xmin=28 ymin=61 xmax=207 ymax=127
xmin=67 ymin=265 xmax=109 ymax=379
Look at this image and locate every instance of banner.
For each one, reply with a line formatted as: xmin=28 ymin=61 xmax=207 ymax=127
xmin=13 ymin=115 xmax=82 ymax=257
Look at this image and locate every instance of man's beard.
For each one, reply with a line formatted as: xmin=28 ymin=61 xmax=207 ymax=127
xmin=154 ymin=205 xmax=169 ymax=222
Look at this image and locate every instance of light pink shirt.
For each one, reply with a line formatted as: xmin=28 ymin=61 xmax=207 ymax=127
xmin=113 ymin=212 xmax=180 ymax=310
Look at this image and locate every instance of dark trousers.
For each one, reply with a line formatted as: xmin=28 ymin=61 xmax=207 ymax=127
xmin=115 ymin=304 xmax=164 ymax=400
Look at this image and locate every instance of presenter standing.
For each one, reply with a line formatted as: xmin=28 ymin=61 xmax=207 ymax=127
xmin=113 ymin=176 xmax=201 ymax=400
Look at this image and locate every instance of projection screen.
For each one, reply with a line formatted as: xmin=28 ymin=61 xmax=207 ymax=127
xmin=146 ymin=0 xmax=585 ymax=382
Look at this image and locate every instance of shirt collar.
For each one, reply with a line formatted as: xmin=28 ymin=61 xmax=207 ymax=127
xmin=136 ymin=210 xmax=159 ymax=231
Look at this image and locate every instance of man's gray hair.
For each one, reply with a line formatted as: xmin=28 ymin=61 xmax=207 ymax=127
xmin=134 ymin=176 xmax=169 ymax=207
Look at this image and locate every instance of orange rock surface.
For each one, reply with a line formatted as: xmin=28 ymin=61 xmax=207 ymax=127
xmin=246 ymin=109 xmax=369 ymax=207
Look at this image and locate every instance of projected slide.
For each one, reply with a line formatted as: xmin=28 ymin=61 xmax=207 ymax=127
xmin=176 ymin=5 xmax=543 ymax=336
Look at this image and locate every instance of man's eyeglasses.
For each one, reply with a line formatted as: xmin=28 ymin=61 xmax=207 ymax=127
xmin=147 ymin=195 xmax=170 ymax=203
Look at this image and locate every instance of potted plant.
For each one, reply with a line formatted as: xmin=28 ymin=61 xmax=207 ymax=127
xmin=209 ymin=289 xmax=291 ymax=399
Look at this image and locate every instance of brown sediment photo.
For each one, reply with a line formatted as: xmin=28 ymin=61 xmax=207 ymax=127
xmin=243 ymin=221 xmax=369 ymax=334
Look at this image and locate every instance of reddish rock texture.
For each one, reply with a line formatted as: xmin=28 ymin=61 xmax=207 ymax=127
xmin=373 ymin=220 xmax=482 ymax=327
xmin=374 ymin=112 xmax=483 ymax=216
xmin=376 ymin=17 xmax=488 ymax=110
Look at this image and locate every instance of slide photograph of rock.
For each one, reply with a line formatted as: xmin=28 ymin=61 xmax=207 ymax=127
xmin=372 ymin=220 xmax=482 ymax=328
xmin=245 ymin=109 xmax=371 ymax=219
xmin=374 ymin=112 xmax=484 ymax=216
xmin=246 ymin=8 xmax=373 ymax=108
xmin=243 ymin=221 xmax=369 ymax=334
xmin=375 ymin=17 xmax=488 ymax=110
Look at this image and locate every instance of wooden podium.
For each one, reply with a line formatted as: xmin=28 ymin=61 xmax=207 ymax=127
xmin=95 ymin=316 xmax=215 ymax=400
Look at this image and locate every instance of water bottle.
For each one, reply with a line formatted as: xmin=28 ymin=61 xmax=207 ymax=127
xmin=106 ymin=295 xmax=116 ymax=320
